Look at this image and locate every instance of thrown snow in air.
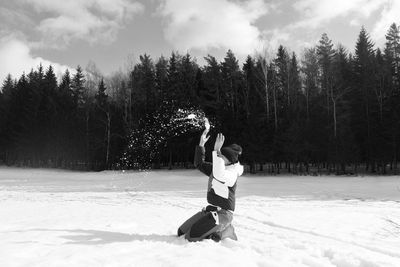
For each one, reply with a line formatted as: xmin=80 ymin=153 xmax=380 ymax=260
xmin=187 ymin=114 xmax=196 ymax=119
xmin=0 ymin=167 xmax=399 ymax=267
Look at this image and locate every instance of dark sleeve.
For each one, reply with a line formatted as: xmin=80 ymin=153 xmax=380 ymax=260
xmin=194 ymin=145 xmax=212 ymax=176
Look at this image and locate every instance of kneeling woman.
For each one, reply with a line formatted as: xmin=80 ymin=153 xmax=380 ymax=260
xmin=177 ymin=128 xmax=243 ymax=242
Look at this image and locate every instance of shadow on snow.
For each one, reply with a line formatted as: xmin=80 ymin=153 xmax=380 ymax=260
xmin=11 ymin=228 xmax=185 ymax=245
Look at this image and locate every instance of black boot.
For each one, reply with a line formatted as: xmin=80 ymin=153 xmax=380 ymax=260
xmin=177 ymin=228 xmax=184 ymax=237
xmin=209 ymin=232 xmax=221 ymax=242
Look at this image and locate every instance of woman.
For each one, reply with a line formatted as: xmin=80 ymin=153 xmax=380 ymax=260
xmin=177 ymin=125 xmax=243 ymax=242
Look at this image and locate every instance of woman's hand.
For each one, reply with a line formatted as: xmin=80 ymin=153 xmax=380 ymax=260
xmin=214 ymin=133 xmax=225 ymax=152
xmin=199 ymin=128 xmax=210 ymax=147
xmin=204 ymin=118 xmax=210 ymax=131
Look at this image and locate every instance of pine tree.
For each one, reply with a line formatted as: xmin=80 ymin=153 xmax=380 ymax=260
xmin=317 ymin=33 xmax=335 ymax=115
xmin=330 ymin=44 xmax=357 ymax=172
xmin=179 ymin=53 xmax=198 ymax=104
xmin=93 ymin=78 xmax=111 ymax=168
xmin=221 ymin=50 xmax=241 ymax=121
xmin=142 ymin=54 xmax=157 ymax=112
xmin=384 ymin=24 xmax=400 ymax=172
xmin=95 ymin=78 xmax=108 ymax=108
xmin=71 ymin=65 xmax=91 ymax=166
xmin=242 ymin=56 xmax=269 ymax=172
xmin=353 ymin=26 xmax=376 ymax=171
xmin=155 ymin=56 xmax=168 ymax=102
xmin=0 ymin=75 xmax=16 ymax=163
xmin=385 ymin=23 xmax=400 ymax=91
xmin=44 ymin=66 xmax=57 ymax=90
xmin=1 ymin=74 xmax=15 ymax=101
xmin=301 ymin=47 xmax=319 ymax=120
xmin=274 ymin=45 xmax=290 ymax=109
xmin=42 ymin=65 xmax=58 ymax=120
xmin=166 ymin=52 xmax=181 ymax=103
xmin=0 ymin=81 xmax=5 ymax=161
xmin=55 ymin=69 xmax=75 ymax=167
xmin=58 ymin=70 xmax=70 ymax=95
xmin=71 ymin=66 xmax=86 ymax=108
xmin=300 ymin=47 xmax=327 ymax=169
xmin=201 ymin=55 xmax=221 ymax=115
xmin=40 ymin=65 xmax=59 ymax=160
xmin=288 ymin=52 xmax=302 ymax=112
xmin=9 ymin=74 xmax=35 ymax=156
xmin=58 ymin=69 xmax=74 ymax=112
xmin=194 ymin=68 xmax=204 ymax=103
xmin=131 ymin=54 xmax=156 ymax=115
xmin=316 ymin=34 xmax=335 ymax=170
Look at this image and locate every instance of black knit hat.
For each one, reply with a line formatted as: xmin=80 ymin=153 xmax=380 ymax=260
xmin=221 ymin=144 xmax=242 ymax=164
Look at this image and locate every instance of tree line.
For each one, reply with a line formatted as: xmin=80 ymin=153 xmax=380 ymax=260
xmin=0 ymin=25 xmax=400 ymax=174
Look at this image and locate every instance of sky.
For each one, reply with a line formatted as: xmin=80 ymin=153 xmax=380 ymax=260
xmin=0 ymin=0 xmax=399 ymax=82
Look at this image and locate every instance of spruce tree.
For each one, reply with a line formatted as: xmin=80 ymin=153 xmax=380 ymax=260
xmin=242 ymin=56 xmax=269 ymax=172
xmin=179 ymin=53 xmax=198 ymax=104
xmin=274 ymin=45 xmax=290 ymax=109
xmin=221 ymin=50 xmax=241 ymax=122
xmin=301 ymin=48 xmax=319 ymax=120
xmin=1 ymin=75 xmax=16 ymax=163
xmin=201 ymin=55 xmax=221 ymax=115
xmin=385 ymin=23 xmax=400 ymax=91
xmin=166 ymin=52 xmax=181 ymax=103
xmin=288 ymin=52 xmax=302 ymax=113
xmin=93 ymin=78 xmax=110 ymax=168
xmin=317 ymin=33 xmax=335 ymax=116
xmin=71 ymin=66 xmax=86 ymax=108
xmin=131 ymin=54 xmax=156 ymax=116
xmin=155 ymin=56 xmax=168 ymax=102
xmin=353 ymin=26 xmax=376 ymax=170
xmin=40 ymin=65 xmax=58 ymax=161
xmin=95 ymin=78 xmax=108 ymax=108
xmin=55 ymin=69 xmax=74 ymax=166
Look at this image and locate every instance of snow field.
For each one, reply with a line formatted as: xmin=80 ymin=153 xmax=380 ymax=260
xmin=0 ymin=167 xmax=400 ymax=267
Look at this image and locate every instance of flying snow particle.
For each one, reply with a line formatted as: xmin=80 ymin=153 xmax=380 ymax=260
xmin=122 ymin=104 xmax=214 ymax=169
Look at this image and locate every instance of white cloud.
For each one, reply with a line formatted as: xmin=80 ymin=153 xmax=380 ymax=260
xmin=350 ymin=19 xmax=361 ymax=27
xmin=157 ymin=0 xmax=271 ymax=56
xmin=0 ymin=36 xmax=72 ymax=83
xmin=257 ymin=0 xmax=390 ymax=55
xmin=292 ymin=0 xmax=383 ymax=29
xmin=289 ymin=0 xmax=400 ymax=48
xmin=19 ymin=0 xmax=144 ymax=48
xmin=370 ymin=0 xmax=400 ymax=43
xmin=0 ymin=7 xmax=34 ymax=30
xmin=261 ymin=29 xmax=290 ymax=51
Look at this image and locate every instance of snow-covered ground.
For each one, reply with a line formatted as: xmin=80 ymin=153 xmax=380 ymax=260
xmin=0 ymin=167 xmax=399 ymax=267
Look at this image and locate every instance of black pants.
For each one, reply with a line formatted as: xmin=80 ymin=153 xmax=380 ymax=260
xmin=177 ymin=206 xmax=234 ymax=242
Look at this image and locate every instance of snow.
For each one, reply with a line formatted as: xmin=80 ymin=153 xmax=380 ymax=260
xmin=0 ymin=167 xmax=400 ymax=267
